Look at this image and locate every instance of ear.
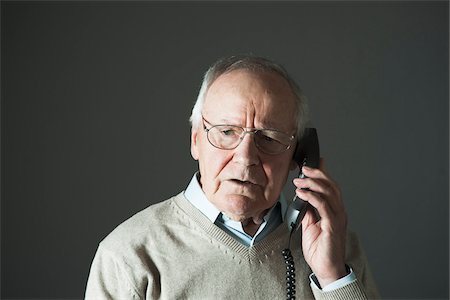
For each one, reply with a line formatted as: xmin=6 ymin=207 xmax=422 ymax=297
xmin=190 ymin=127 xmax=200 ymax=161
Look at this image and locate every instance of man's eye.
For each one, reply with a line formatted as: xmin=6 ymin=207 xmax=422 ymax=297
xmin=261 ymin=135 xmax=276 ymax=142
xmin=221 ymin=129 xmax=236 ymax=136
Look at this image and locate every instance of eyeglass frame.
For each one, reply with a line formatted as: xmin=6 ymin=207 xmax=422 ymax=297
xmin=201 ymin=116 xmax=296 ymax=155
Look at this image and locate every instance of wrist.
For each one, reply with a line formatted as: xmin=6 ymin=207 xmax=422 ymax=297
xmin=316 ymin=264 xmax=348 ymax=288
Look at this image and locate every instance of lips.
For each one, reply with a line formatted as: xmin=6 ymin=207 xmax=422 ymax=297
xmin=227 ymin=177 xmax=264 ymax=188
xmin=222 ymin=171 xmax=265 ymax=187
xmin=230 ymin=179 xmax=255 ymax=185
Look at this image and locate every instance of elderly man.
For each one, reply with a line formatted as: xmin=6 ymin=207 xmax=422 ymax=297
xmin=85 ymin=55 xmax=379 ymax=299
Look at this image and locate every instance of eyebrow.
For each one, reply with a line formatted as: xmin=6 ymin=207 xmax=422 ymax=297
xmin=203 ymin=113 xmax=295 ymax=132
xmin=211 ymin=118 xmax=290 ymax=133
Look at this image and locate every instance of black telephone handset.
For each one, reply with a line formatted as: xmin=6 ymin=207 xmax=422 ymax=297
xmin=284 ymin=128 xmax=320 ymax=233
xmin=281 ymin=128 xmax=320 ymax=299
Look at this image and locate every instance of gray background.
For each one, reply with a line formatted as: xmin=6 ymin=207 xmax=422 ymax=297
xmin=1 ymin=1 xmax=448 ymax=299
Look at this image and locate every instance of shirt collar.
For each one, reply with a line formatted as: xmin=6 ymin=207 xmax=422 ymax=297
xmin=184 ymin=172 xmax=289 ymax=223
xmin=184 ymin=172 xmax=221 ymax=222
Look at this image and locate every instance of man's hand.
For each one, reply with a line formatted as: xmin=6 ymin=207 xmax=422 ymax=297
xmin=293 ymin=158 xmax=348 ymax=288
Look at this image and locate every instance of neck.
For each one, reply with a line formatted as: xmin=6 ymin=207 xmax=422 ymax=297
xmin=242 ymin=219 xmax=262 ymax=237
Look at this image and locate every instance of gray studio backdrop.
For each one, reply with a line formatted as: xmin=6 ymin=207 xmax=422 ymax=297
xmin=1 ymin=1 xmax=448 ymax=299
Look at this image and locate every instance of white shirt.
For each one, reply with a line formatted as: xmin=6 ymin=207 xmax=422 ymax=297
xmin=183 ymin=172 xmax=356 ymax=292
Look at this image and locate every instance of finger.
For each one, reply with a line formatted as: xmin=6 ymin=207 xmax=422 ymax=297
xmin=295 ymin=185 xmax=341 ymax=216
xmin=302 ymin=165 xmax=328 ymax=180
xmin=294 ymin=175 xmax=343 ymax=214
xmin=302 ymin=165 xmax=341 ymax=202
xmin=301 ymin=206 xmax=319 ymax=229
xmin=302 ymin=158 xmax=332 ymax=183
xmin=298 ymin=189 xmax=347 ymax=236
xmin=296 ymin=189 xmax=334 ymax=221
xmin=301 ymin=157 xmax=345 ymax=214
xmin=293 ymin=177 xmax=334 ymax=198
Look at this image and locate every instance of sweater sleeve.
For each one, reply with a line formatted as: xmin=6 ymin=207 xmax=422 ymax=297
xmin=311 ymin=279 xmax=369 ymax=300
xmin=85 ymin=244 xmax=142 ymax=300
xmin=310 ymin=231 xmax=380 ymax=300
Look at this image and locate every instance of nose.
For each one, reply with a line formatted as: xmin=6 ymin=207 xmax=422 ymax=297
xmin=232 ymin=132 xmax=260 ymax=166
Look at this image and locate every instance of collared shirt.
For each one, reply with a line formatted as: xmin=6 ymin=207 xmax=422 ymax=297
xmin=183 ymin=172 xmax=356 ymax=291
xmin=184 ymin=172 xmax=288 ymax=246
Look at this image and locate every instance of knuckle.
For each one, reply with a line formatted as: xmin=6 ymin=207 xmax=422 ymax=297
xmin=312 ymin=168 xmax=324 ymax=177
xmin=307 ymin=178 xmax=317 ymax=189
xmin=317 ymin=197 xmax=327 ymax=211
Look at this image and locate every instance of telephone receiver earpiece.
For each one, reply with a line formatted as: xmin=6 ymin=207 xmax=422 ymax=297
xmin=284 ymin=128 xmax=320 ymax=232
xmin=293 ymin=128 xmax=320 ymax=168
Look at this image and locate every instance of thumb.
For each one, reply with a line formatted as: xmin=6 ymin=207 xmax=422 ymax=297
xmin=301 ymin=205 xmax=318 ymax=229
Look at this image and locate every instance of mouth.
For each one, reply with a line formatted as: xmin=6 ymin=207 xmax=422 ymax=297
xmin=230 ymin=179 xmax=257 ymax=186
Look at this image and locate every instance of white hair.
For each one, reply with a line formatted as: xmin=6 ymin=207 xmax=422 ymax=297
xmin=189 ymin=55 xmax=310 ymax=138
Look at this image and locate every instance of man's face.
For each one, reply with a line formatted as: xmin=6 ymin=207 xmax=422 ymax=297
xmin=191 ymin=70 xmax=298 ymax=222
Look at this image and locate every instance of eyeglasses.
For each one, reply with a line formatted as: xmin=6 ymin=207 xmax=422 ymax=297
xmin=202 ymin=117 xmax=295 ymax=155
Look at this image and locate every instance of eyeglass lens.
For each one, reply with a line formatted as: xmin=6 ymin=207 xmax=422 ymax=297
xmin=207 ymin=125 xmax=291 ymax=154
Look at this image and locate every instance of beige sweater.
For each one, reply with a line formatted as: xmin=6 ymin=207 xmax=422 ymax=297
xmin=85 ymin=192 xmax=379 ymax=300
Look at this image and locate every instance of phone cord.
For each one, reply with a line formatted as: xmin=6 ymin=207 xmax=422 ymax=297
xmin=282 ymin=228 xmax=296 ymax=300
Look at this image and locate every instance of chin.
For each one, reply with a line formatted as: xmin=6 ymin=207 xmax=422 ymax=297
xmin=223 ymin=213 xmax=247 ymax=222
xmin=222 ymin=194 xmax=260 ymax=219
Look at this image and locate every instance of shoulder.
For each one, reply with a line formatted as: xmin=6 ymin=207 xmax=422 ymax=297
xmin=345 ymin=230 xmax=366 ymax=260
xmin=344 ymin=230 xmax=380 ymax=298
xmin=99 ymin=192 xmax=186 ymax=252
xmin=345 ymin=229 xmax=371 ymax=278
xmin=346 ymin=230 xmax=362 ymax=249
xmin=86 ymin=194 xmax=189 ymax=299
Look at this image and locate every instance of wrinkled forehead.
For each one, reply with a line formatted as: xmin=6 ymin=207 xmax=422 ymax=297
xmin=203 ymin=70 xmax=298 ymax=132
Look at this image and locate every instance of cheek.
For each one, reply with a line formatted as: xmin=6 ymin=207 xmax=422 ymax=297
xmin=198 ymin=147 xmax=231 ymax=190
xmin=262 ymin=157 xmax=292 ymax=196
